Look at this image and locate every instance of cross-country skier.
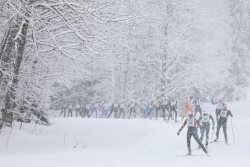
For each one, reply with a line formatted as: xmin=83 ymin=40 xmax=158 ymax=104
xmin=99 ymin=101 xmax=110 ymax=118
xmin=68 ymin=103 xmax=73 ymax=117
xmin=108 ymin=100 xmax=119 ymax=118
xmin=108 ymin=102 xmax=114 ymax=117
xmin=90 ymin=101 xmax=99 ymax=118
xmin=154 ymin=97 xmax=161 ymax=120
xmin=83 ymin=102 xmax=90 ymax=118
xmin=182 ymin=96 xmax=194 ymax=120
xmin=212 ymin=99 xmax=224 ymax=123
xmin=75 ymin=102 xmax=81 ymax=117
xmin=167 ymin=96 xmax=178 ymax=122
xmin=141 ymin=102 xmax=148 ymax=118
xmin=59 ymin=102 xmax=67 ymax=117
xmin=214 ymin=104 xmax=233 ymax=144
xmin=128 ymin=99 xmax=137 ymax=119
xmin=161 ymin=96 xmax=170 ymax=121
xmin=177 ymin=113 xmax=209 ymax=156
xmin=197 ymin=109 xmax=215 ymax=148
xmin=194 ymin=96 xmax=202 ymax=118
xmin=118 ymin=100 xmax=126 ymax=119
xmin=145 ymin=101 xmax=154 ymax=119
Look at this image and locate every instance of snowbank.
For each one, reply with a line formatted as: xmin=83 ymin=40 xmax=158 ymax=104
xmin=0 ymin=101 xmax=249 ymax=167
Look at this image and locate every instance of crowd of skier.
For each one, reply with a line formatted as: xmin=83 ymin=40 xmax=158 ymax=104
xmin=59 ymin=96 xmax=180 ymax=120
xmin=59 ymin=95 xmax=233 ymax=156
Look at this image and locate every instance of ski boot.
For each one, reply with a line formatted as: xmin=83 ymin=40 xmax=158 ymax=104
xmin=225 ymin=140 xmax=228 ymax=144
xmin=214 ymin=138 xmax=218 ymax=142
xmin=187 ymin=152 xmax=191 ymax=156
xmin=205 ymin=145 xmax=209 ymax=152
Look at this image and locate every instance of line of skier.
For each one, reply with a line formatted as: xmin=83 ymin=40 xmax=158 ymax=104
xmin=177 ymin=97 xmax=233 ymax=156
xmin=59 ymin=96 xmax=208 ymax=121
xmin=59 ymin=96 xmax=180 ymax=120
xmin=59 ymin=100 xmax=128 ymax=119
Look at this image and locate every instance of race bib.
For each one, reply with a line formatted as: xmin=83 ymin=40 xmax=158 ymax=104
xmin=220 ymin=109 xmax=227 ymax=117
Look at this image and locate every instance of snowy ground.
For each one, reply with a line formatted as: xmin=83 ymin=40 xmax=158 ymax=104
xmin=0 ymin=101 xmax=250 ymax=167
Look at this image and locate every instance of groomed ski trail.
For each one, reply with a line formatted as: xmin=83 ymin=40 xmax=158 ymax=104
xmin=0 ymin=100 xmax=249 ymax=167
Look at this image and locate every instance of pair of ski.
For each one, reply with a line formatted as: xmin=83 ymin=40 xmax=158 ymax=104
xmin=210 ymin=140 xmax=230 ymax=146
xmin=178 ymin=147 xmax=210 ymax=157
xmin=192 ymin=147 xmax=209 ymax=152
xmin=177 ymin=153 xmax=211 ymax=157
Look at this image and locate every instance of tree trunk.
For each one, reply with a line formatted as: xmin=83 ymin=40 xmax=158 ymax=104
xmin=1 ymin=19 xmax=29 ymax=127
xmin=0 ymin=24 xmax=19 ymax=127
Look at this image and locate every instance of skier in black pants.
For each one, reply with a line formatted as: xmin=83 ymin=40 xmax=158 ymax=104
xmin=212 ymin=99 xmax=224 ymax=123
xmin=197 ymin=110 xmax=215 ymax=148
xmin=154 ymin=97 xmax=161 ymax=120
xmin=161 ymin=96 xmax=170 ymax=121
xmin=128 ymin=100 xmax=137 ymax=119
xmin=214 ymin=104 xmax=233 ymax=144
xmin=75 ymin=102 xmax=81 ymax=117
xmin=59 ymin=103 xmax=67 ymax=117
xmin=108 ymin=100 xmax=119 ymax=118
xmin=118 ymin=100 xmax=126 ymax=119
xmin=177 ymin=113 xmax=208 ymax=156
xmin=68 ymin=103 xmax=73 ymax=117
xmin=83 ymin=103 xmax=90 ymax=118
xmin=167 ymin=96 xmax=177 ymax=122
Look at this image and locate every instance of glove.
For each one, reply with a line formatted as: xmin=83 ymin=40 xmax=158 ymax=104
xmin=177 ymin=129 xmax=181 ymax=135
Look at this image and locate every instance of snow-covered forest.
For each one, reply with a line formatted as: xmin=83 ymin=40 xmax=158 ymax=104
xmin=1 ymin=0 xmax=249 ymax=126
xmin=1 ymin=1 xmax=250 ymax=166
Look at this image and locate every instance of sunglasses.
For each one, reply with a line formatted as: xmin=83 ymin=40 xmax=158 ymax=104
xmin=203 ymin=113 xmax=208 ymax=116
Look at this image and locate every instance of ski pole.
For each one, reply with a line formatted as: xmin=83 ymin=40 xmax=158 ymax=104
xmin=210 ymin=128 xmax=215 ymax=143
xmin=230 ymin=117 xmax=235 ymax=143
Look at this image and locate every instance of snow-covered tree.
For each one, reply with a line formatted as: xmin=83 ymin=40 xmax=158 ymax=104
xmin=0 ymin=0 xmax=136 ymax=128
xmin=226 ymin=0 xmax=250 ymax=100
